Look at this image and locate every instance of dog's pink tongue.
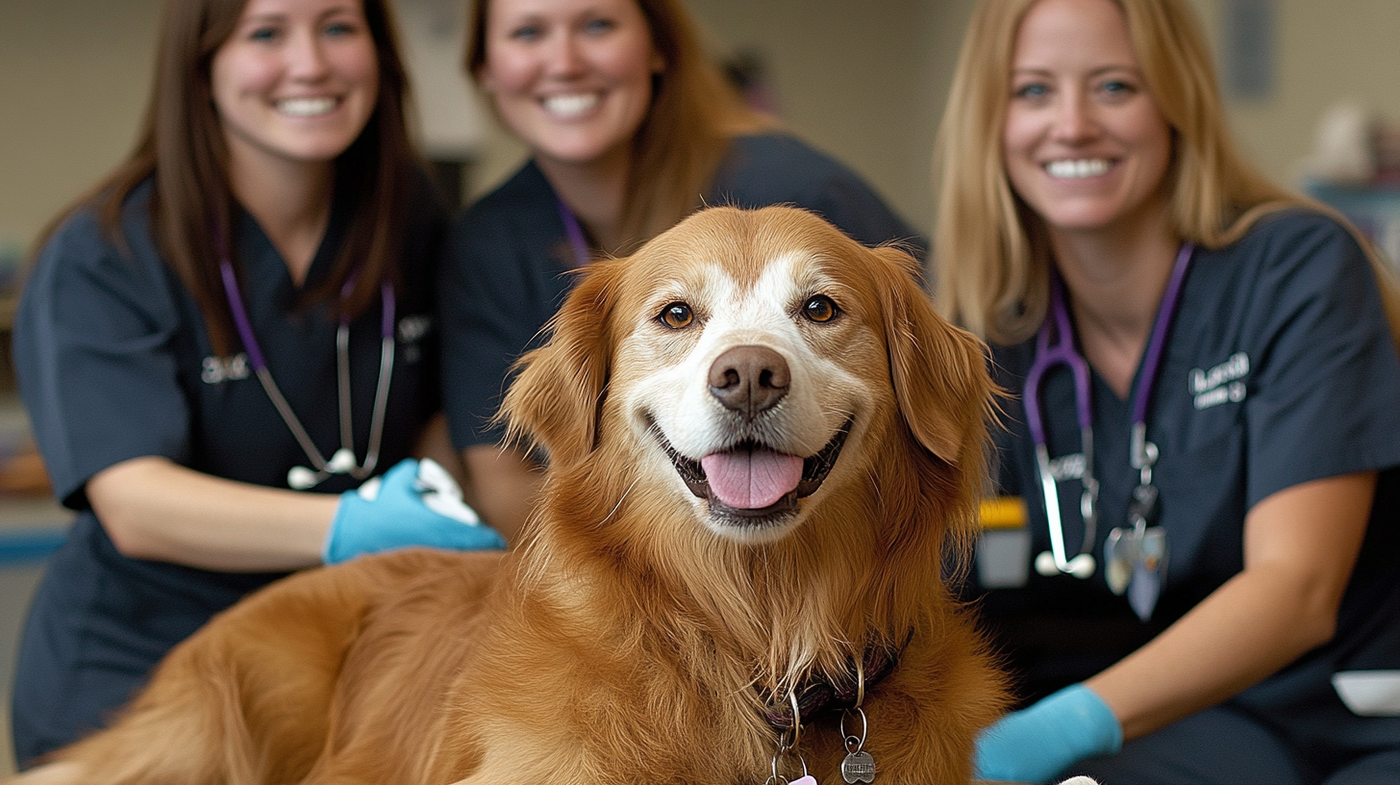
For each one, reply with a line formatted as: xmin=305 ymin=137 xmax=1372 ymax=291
xmin=700 ymin=449 xmax=803 ymax=509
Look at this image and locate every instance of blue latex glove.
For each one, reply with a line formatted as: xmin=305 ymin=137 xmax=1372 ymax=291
xmin=974 ymin=683 xmax=1122 ymax=784
xmin=324 ymin=458 xmax=507 ymax=564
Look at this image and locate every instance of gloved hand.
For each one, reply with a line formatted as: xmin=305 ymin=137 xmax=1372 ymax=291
xmin=974 ymin=683 xmax=1122 ymax=784
xmin=324 ymin=458 xmax=507 ymax=564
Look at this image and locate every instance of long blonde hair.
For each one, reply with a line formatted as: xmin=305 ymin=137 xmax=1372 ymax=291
xmin=466 ymin=0 xmax=770 ymax=249
xmin=933 ymin=0 xmax=1400 ymax=346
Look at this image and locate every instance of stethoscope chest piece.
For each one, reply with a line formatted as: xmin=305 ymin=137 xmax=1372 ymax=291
xmin=287 ymin=447 xmax=361 ymax=490
xmin=1034 ymin=548 xmax=1096 ymax=579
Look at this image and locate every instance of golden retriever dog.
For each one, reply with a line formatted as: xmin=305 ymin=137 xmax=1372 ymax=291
xmin=11 ymin=206 xmax=1006 ymax=785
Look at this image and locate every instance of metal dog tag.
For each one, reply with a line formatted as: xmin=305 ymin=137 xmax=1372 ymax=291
xmin=1127 ymin=526 xmax=1167 ymax=622
xmin=840 ymin=706 xmax=875 ymax=783
xmin=1105 ymin=523 xmax=1167 ymax=619
xmin=1106 ymin=484 xmax=1162 ymax=596
xmin=841 ymin=750 xmax=875 ymax=783
xmin=1104 ymin=526 xmax=1138 ymax=595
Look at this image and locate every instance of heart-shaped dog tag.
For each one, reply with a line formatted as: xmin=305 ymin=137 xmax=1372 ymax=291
xmin=841 ymin=750 xmax=875 ymax=783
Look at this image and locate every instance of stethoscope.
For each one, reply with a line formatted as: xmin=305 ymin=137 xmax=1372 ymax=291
xmin=218 ymin=236 xmax=395 ymax=490
xmin=1025 ymin=270 xmax=1100 ymax=579
xmin=1024 ymin=243 xmax=1193 ymax=615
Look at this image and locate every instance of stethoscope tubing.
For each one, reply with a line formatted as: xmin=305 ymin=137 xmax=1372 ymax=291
xmin=1027 ymin=274 xmax=1101 ymax=576
xmin=217 ymin=238 xmax=395 ymax=489
xmin=1026 ymin=243 xmax=1194 ymax=579
xmin=335 ymin=284 xmax=395 ymax=480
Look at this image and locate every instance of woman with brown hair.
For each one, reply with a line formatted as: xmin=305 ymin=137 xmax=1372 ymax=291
xmin=11 ymin=0 xmax=505 ymax=766
xmin=936 ymin=0 xmax=1400 ymax=782
xmin=440 ymin=0 xmax=920 ymax=531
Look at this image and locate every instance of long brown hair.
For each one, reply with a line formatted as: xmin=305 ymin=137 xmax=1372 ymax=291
xmin=933 ymin=0 xmax=1400 ymax=346
xmin=465 ymin=0 xmax=769 ymax=249
xmin=40 ymin=0 xmax=420 ymax=355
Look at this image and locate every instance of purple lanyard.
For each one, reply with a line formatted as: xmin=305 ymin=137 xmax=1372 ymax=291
xmin=216 ymin=233 xmax=395 ymax=488
xmin=1024 ymin=241 xmax=1193 ymax=548
xmin=556 ymin=197 xmax=592 ymax=268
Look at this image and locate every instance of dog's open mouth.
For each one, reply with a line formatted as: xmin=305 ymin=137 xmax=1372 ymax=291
xmin=657 ymin=419 xmax=852 ymax=525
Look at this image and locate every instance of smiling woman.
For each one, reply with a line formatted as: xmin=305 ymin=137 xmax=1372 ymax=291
xmin=8 ymin=0 xmax=509 ymax=768
xmin=934 ymin=0 xmax=1400 ymax=783
xmin=214 ymin=1 xmax=380 ymax=161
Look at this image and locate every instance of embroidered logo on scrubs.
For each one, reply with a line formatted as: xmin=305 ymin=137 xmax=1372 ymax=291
xmin=202 ymin=353 xmax=250 ymax=384
xmin=1189 ymin=351 xmax=1249 ymax=410
xmin=397 ymin=314 xmax=433 ymax=364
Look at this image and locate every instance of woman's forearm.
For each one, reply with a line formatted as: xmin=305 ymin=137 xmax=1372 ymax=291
xmin=87 ymin=456 xmax=337 ymax=572
xmin=1088 ymin=561 xmax=1337 ymax=738
xmin=1086 ymin=472 xmax=1375 ymax=740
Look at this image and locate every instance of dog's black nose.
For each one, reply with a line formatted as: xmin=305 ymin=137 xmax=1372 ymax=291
xmin=708 ymin=345 xmax=790 ymax=417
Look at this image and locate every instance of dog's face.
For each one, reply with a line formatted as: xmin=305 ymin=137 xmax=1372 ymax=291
xmin=504 ymin=206 xmax=992 ymax=554
xmin=611 ymin=240 xmax=887 ymax=541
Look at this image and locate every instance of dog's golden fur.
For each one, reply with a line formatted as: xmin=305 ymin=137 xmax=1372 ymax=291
xmin=12 ymin=206 xmax=1006 ymax=785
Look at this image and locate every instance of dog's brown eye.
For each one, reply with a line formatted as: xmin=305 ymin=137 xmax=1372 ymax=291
xmin=660 ymin=302 xmax=694 ymax=329
xmin=802 ymin=295 xmax=838 ymax=323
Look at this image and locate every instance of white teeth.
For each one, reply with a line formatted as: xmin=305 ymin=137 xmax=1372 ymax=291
xmin=543 ymin=93 xmax=600 ymax=118
xmin=277 ymin=97 xmax=337 ymax=117
xmin=1046 ymin=159 xmax=1111 ymax=178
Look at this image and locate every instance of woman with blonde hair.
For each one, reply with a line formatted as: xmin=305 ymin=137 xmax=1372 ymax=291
xmin=438 ymin=0 xmax=920 ymax=532
xmin=936 ymin=0 xmax=1400 ymax=781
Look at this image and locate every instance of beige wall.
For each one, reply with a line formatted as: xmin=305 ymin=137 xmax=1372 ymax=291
xmin=0 ymin=0 xmax=163 ymax=251
xmin=1192 ymin=0 xmax=1400 ymax=190
xmin=681 ymin=0 xmax=975 ymax=233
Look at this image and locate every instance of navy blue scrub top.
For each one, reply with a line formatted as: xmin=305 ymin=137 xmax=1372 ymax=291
xmin=969 ymin=210 xmax=1400 ymax=759
xmin=10 ymin=175 xmax=447 ymax=766
xmin=439 ymin=132 xmax=925 ymax=448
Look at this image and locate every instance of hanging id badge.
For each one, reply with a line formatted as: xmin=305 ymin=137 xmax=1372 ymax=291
xmin=1104 ymin=432 xmax=1167 ymax=621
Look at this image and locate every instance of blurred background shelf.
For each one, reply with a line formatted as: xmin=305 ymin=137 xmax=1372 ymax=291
xmin=1305 ymin=180 xmax=1400 ymax=274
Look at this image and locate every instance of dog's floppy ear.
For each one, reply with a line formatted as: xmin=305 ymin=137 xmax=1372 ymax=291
xmin=498 ymin=261 xmax=619 ymax=468
xmin=871 ymin=246 xmax=994 ymax=466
